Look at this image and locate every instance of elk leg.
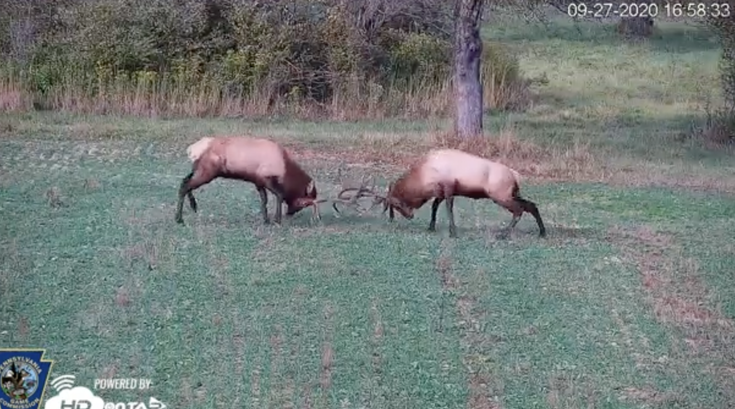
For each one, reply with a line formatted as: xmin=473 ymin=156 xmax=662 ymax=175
xmin=187 ymin=191 xmax=197 ymax=212
xmin=445 ymin=196 xmax=457 ymax=238
xmin=274 ymin=192 xmax=283 ymax=224
xmin=176 ymin=170 xmax=213 ymax=224
xmin=264 ymin=176 xmax=285 ymax=225
xmin=256 ymin=186 xmax=270 ymax=224
xmin=389 ymin=205 xmax=395 ymax=221
xmin=429 ymin=198 xmax=444 ymax=231
xmin=515 ymin=197 xmax=546 ymax=237
xmin=498 ymin=201 xmax=523 ymax=240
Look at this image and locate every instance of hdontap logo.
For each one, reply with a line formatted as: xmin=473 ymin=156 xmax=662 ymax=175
xmin=50 ymin=375 xmax=76 ymax=392
xmin=43 ymin=374 xmax=165 ymax=409
xmin=44 ymin=375 xmax=104 ymax=409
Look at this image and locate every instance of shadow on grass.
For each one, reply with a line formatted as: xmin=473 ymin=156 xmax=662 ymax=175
xmin=487 ymin=18 xmax=718 ymax=54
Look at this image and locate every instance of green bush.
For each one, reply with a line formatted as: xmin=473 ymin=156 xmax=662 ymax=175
xmin=388 ymin=31 xmax=451 ymax=86
xmin=0 ymin=0 xmax=529 ymax=117
xmin=482 ymin=41 xmax=521 ymax=89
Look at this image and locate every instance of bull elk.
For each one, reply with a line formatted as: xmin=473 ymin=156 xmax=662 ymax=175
xmin=175 ymin=136 xmax=363 ymax=225
xmin=336 ymin=148 xmax=546 ymax=239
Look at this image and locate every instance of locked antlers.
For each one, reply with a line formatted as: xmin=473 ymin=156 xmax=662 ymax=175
xmin=309 ymin=170 xmax=387 ymax=219
xmin=332 ymin=174 xmax=386 ymax=214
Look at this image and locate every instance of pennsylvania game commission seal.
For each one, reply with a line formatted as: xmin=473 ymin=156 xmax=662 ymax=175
xmin=0 ymin=350 xmax=53 ymax=409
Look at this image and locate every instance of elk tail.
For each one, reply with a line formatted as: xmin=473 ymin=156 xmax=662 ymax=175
xmin=509 ymin=168 xmax=521 ymax=184
xmin=186 ymin=137 xmax=215 ymax=163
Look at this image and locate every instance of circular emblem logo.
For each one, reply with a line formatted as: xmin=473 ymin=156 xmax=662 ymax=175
xmin=1 ymin=360 xmax=40 ymax=403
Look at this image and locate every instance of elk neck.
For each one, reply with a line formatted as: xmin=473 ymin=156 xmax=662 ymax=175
xmin=389 ymin=169 xmax=430 ymax=209
xmin=282 ymin=154 xmax=313 ymax=200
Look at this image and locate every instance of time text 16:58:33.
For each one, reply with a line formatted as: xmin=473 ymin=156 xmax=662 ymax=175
xmin=566 ymin=2 xmax=730 ymax=19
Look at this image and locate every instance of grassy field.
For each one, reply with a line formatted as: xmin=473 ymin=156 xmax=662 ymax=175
xmin=2 ymin=16 xmax=735 ymax=409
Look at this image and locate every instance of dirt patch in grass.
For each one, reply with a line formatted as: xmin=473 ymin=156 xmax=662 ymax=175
xmin=100 ymin=361 xmax=119 ymax=379
xmin=611 ymin=225 xmax=733 ymax=331
xmin=301 ymin=384 xmax=313 ymax=409
xmin=45 ymin=186 xmax=65 ymax=208
xmin=436 ymin=246 xmax=503 ymax=409
xmin=369 ymin=299 xmax=384 ymax=372
xmin=250 ymin=363 xmax=263 ymax=408
xmin=608 ymin=224 xmax=735 ymax=402
xmin=17 ymin=316 xmax=29 ymax=340
xmin=618 ymin=385 xmax=683 ymax=407
xmin=546 ymin=372 xmax=601 ymax=409
xmin=114 ymin=286 xmax=132 ymax=307
xmin=320 ymin=304 xmax=335 ymax=393
xmin=121 ymin=241 xmax=159 ymax=271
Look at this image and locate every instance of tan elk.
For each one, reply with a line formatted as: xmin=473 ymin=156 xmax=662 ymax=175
xmin=336 ymin=148 xmax=546 ymax=238
xmin=176 ymin=136 xmax=358 ymax=225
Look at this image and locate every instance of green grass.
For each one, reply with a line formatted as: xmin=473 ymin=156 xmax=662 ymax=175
xmin=2 ymin=15 xmax=735 ymax=409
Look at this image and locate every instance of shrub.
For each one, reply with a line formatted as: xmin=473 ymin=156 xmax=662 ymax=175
xmin=0 ymin=0 xmax=530 ymax=119
xmin=481 ymin=41 xmax=527 ymax=111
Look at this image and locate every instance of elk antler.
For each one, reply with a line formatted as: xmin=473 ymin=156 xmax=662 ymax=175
xmin=309 ymin=171 xmax=387 ymax=219
xmin=332 ymin=173 xmax=388 ymax=214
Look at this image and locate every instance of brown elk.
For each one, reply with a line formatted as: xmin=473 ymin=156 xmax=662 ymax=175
xmin=175 ymin=136 xmax=358 ymax=225
xmin=337 ymin=148 xmax=546 ymax=239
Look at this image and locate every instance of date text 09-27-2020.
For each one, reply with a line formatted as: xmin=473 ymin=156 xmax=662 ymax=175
xmin=566 ymin=2 xmax=731 ymax=19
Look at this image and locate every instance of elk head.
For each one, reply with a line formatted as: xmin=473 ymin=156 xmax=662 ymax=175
xmin=329 ymin=176 xmax=416 ymax=220
xmin=286 ymin=179 xmax=319 ymax=217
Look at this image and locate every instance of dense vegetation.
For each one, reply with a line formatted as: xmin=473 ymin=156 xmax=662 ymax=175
xmin=0 ymin=0 xmax=528 ymax=118
xmin=1 ymin=0 xmax=734 ymax=135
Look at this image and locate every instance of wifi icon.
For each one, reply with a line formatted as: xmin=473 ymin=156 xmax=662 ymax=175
xmin=50 ymin=374 xmax=76 ymax=392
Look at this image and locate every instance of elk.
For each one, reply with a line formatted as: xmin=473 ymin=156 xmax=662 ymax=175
xmin=338 ymin=148 xmax=546 ymax=239
xmin=175 ymin=136 xmax=357 ymax=225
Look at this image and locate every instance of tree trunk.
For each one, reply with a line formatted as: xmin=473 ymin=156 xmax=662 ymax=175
xmin=453 ymin=0 xmax=484 ymax=139
xmin=617 ymin=16 xmax=654 ymax=40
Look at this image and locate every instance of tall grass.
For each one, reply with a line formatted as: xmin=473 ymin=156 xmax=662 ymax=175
xmin=0 ymin=62 xmax=528 ymax=120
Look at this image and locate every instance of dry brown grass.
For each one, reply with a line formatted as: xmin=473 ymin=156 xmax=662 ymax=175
xmin=0 ymin=80 xmax=31 ymax=112
xmin=0 ymin=72 xmax=528 ymax=121
xmin=83 ymin=178 xmax=101 ymax=190
xmin=691 ymin=109 xmax=735 ymax=150
xmin=618 ymin=385 xmax=682 ymax=406
xmin=286 ymin=126 xmax=599 ymax=188
xmin=284 ymin=125 xmax=735 ymax=194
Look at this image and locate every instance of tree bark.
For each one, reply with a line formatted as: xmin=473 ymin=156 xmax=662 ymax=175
xmin=617 ymin=16 xmax=654 ymax=40
xmin=453 ymin=0 xmax=484 ymax=139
